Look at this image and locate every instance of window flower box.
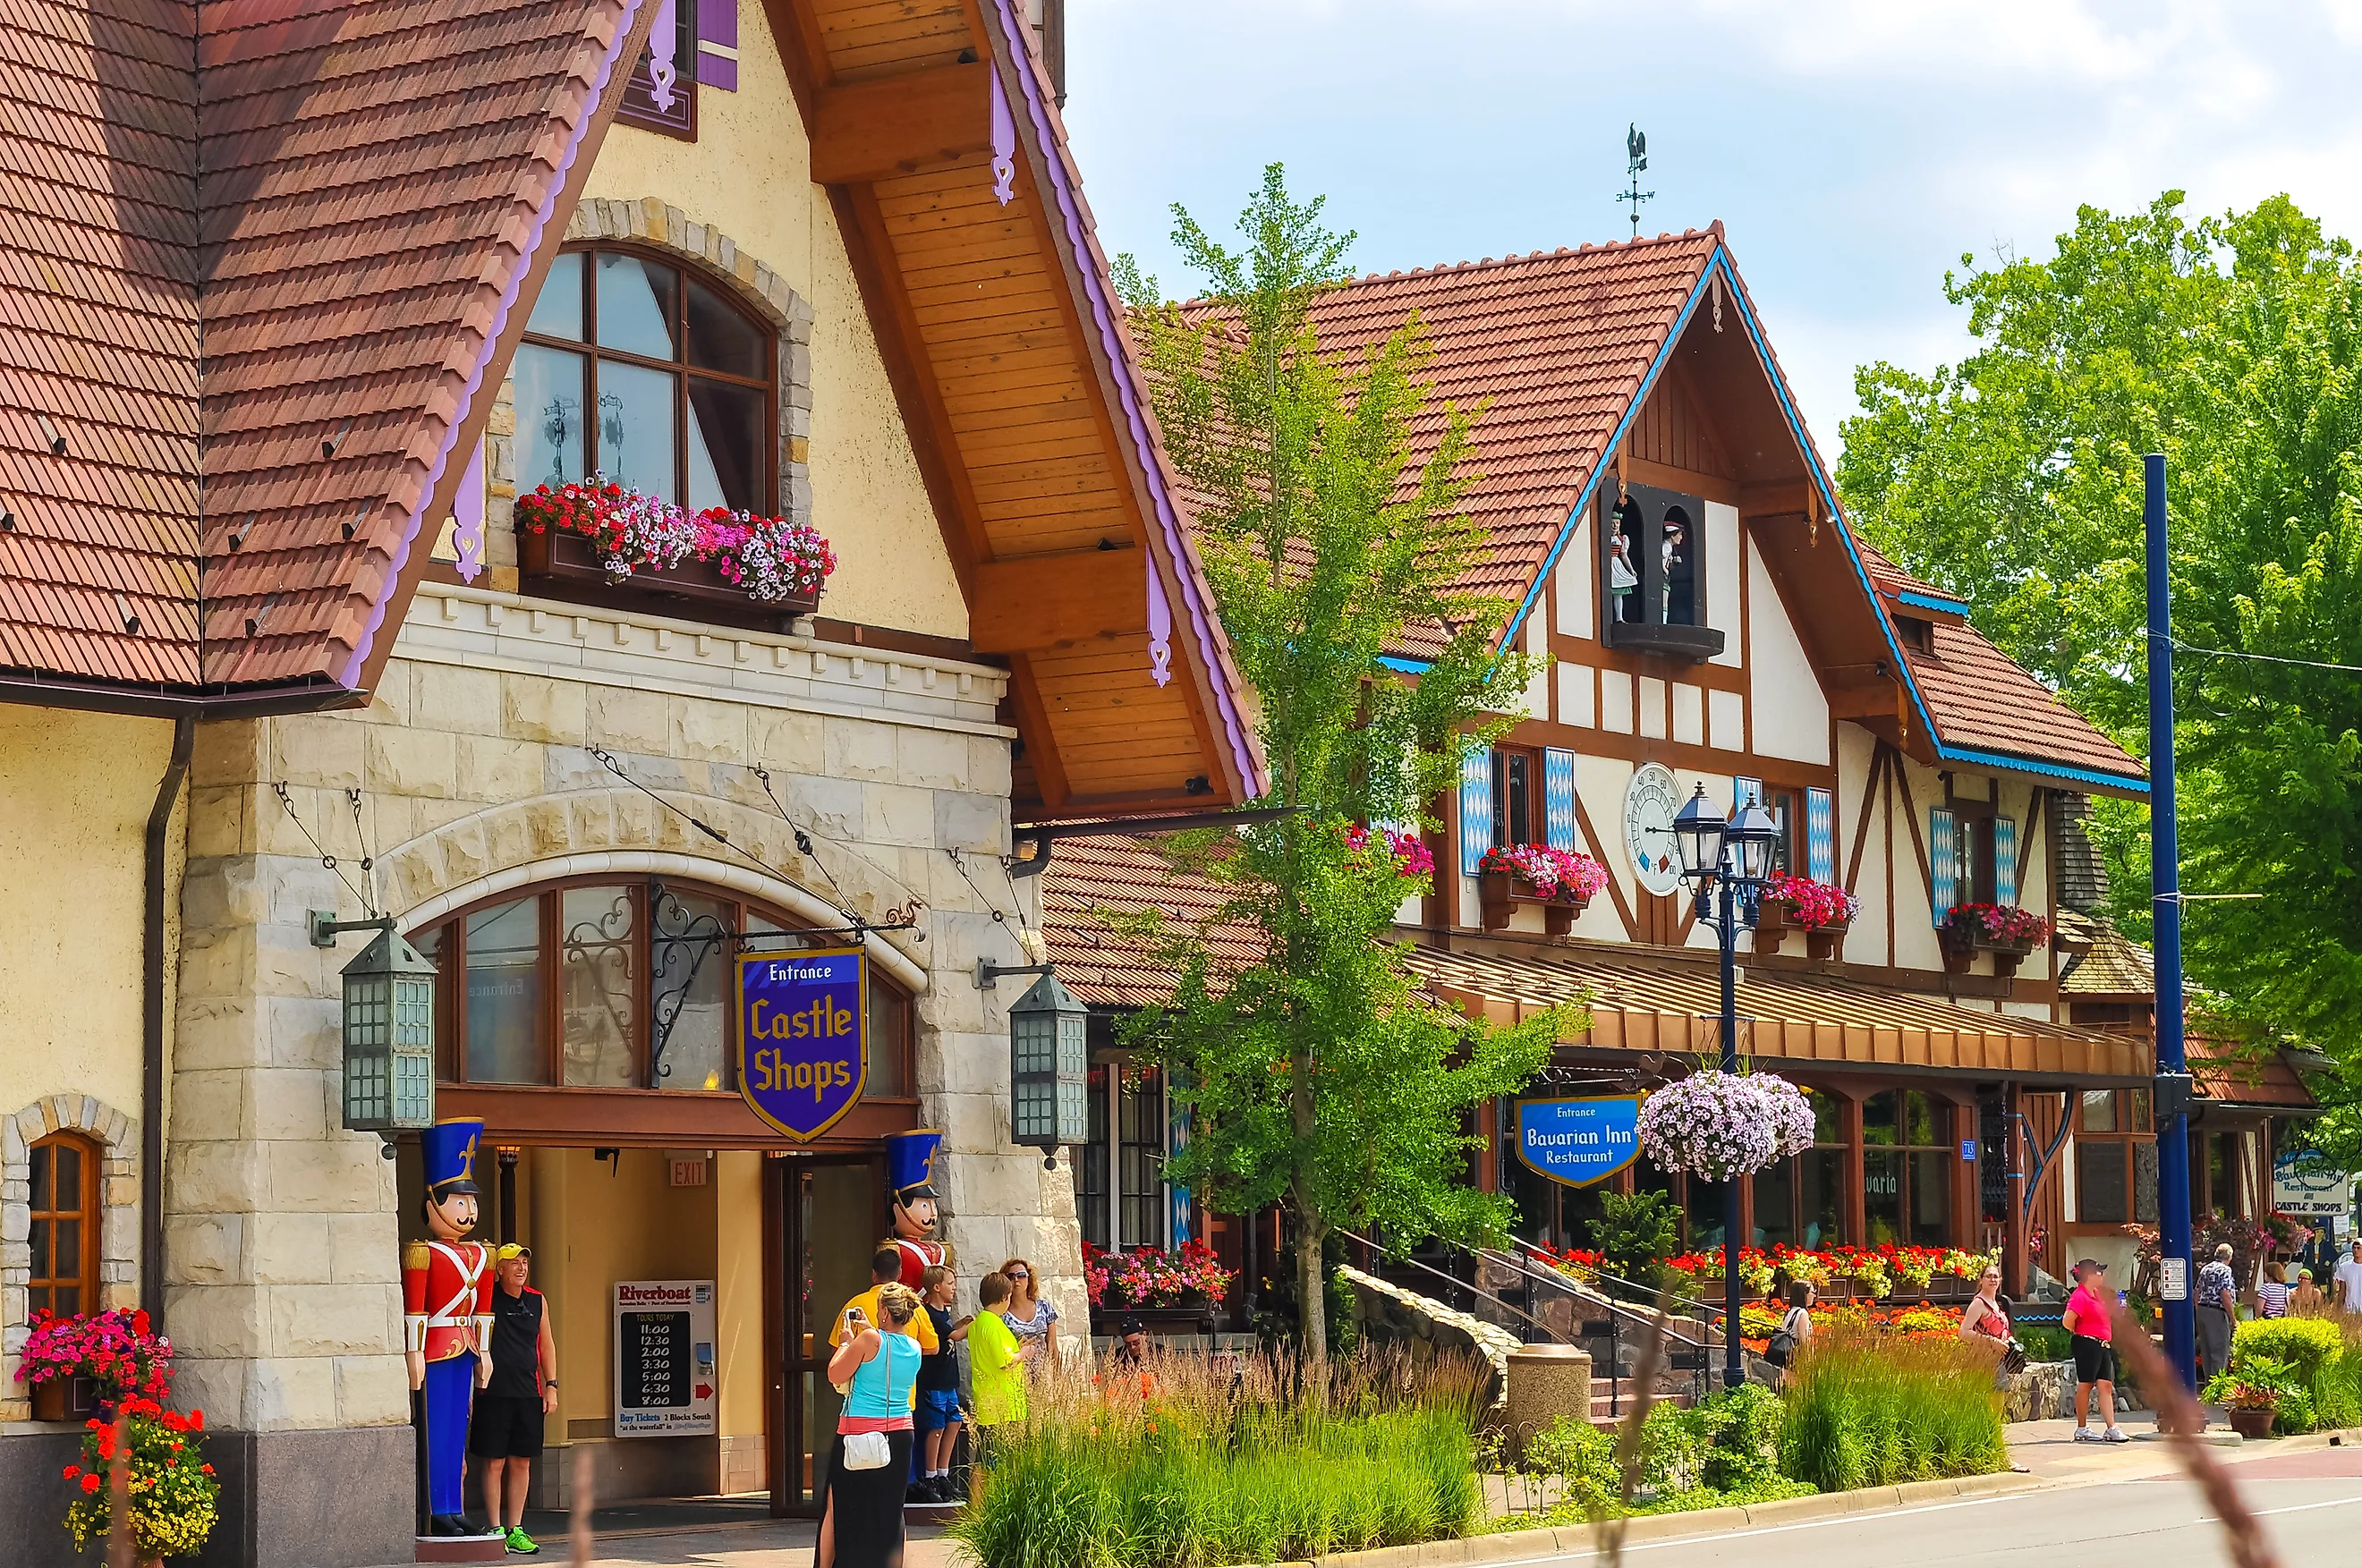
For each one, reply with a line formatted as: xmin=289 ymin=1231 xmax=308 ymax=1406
xmin=1754 ymin=875 xmax=1858 ymax=962
xmin=1476 ymin=845 xmax=1607 ymax=936
xmin=1941 ymin=903 xmax=2052 ymax=978
xmin=514 ymin=479 xmax=832 ymax=623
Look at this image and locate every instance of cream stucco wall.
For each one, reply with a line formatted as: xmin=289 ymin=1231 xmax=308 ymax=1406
xmin=578 ymin=3 xmax=965 ymax=640
xmin=0 ymin=705 xmax=178 ymax=1126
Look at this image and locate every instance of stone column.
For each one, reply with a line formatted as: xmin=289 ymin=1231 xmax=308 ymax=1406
xmin=169 ymin=716 xmax=414 ymax=1568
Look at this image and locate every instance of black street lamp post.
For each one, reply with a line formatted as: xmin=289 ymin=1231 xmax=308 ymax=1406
xmin=1670 ymin=784 xmax=1784 ymax=1391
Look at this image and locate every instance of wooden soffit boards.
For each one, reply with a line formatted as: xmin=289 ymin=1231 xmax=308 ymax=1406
xmin=1401 ymin=943 xmax=2151 ymax=1085
xmin=777 ymin=0 xmax=1263 ymax=814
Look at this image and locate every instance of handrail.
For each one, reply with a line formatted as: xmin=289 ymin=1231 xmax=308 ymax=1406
xmin=1499 ymin=1238 xmax=1719 ymax=1348
xmin=1336 ymin=1232 xmax=1572 ymax=1344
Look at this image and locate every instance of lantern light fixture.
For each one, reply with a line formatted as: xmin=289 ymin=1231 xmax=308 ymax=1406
xmin=312 ymin=911 xmax=438 ymax=1147
xmin=997 ymin=964 xmax=1090 ymax=1169
xmin=1670 ymin=784 xmax=1726 ymax=881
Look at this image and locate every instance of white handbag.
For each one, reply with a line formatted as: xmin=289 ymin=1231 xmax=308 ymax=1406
xmin=842 ymin=1430 xmax=892 ymax=1471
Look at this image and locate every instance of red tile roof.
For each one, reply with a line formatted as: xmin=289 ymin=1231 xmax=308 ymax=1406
xmin=1905 ymin=619 xmax=2141 ymax=781
xmin=1039 ymin=833 xmax=1262 ymax=1008
xmin=0 ymin=0 xmax=645 ymax=699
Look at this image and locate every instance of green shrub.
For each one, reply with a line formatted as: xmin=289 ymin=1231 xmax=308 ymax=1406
xmin=2232 ymin=1318 xmax=2343 ymax=1388
xmin=1693 ymin=1384 xmax=1784 ymax=1493
xmin=1523 ymin=1413 xmax=1620 ymax=1516
xmin=2229 ymin=1317 xmax=2352 ymax=1433
xmin=1590 ymin=1191 xmax=1682 ymax=1291
xmin=2015 ymin=1325 xmax=2072 ymax=1364
xmin=1777 ymin=1326 xmax=2009 ymax=1492
xmin=953 ymin=1347 xmax=1485 ymax=1568
xmin=1523 ymin=1386 xmax=1804 ymax=1524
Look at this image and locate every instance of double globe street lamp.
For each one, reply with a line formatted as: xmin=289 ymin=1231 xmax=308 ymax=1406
xmin=1668 ymin=783 xmax=1786 ymax=1389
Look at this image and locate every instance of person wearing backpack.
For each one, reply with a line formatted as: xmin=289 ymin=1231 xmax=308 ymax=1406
xmin=1764 ymin=1278 xmax=1814 ymax=1377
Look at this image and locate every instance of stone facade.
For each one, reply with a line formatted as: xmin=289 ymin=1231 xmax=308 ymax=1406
xmin=166 ymin=579 xmax=1087 ymax=1530
xmin=0 ymin=1095 xmax=140 ymax=1419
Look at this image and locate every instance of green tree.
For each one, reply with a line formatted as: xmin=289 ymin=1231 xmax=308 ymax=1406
xmin=1837 ymin=192 xmax=2362 ymax=1061
xmin=1112 ymin=166 xmax=1572 ymax=1358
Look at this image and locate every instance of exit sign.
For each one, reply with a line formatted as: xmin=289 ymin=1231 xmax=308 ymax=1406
xmin=669 ymin=1157 xmax=708 ymax=1188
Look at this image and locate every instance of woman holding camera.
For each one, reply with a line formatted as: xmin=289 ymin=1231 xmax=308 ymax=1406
xmin=823 ymin=1282 xmax=926 ymax=1568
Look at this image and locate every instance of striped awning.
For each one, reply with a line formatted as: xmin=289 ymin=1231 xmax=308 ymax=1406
xmin=1402 ymin=943 xmax=2151 ymax=1084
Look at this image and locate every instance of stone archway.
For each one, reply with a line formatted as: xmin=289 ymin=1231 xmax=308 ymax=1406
xmin=1 ymin=1094 xmax=138 ymax=1415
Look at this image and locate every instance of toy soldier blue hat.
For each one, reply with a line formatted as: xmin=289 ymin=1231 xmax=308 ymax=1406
xmin=421 ymin=1118 xmax=484 ymax=1198
xmin=885 ymin=1128 xmax=942 ymax=1203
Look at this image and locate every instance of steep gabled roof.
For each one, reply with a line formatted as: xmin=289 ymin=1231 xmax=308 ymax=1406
xmin=1279 ymin=231 xmax=2144 ymax=794
xmin=0 ymin=0 xmax=654 ymax=705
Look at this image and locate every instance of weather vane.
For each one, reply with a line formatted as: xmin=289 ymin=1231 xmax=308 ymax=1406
xmin=1619 ymin=123 xmax=1654 ymax=239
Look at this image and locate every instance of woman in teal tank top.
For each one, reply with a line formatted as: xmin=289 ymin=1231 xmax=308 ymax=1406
xmin=822 ymin=1281 xmax=924 ymax=1568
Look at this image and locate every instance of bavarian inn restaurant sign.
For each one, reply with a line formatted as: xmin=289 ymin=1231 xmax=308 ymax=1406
xmin=1514 ymin=1097 xmax=1643 ymax=1188
xmin=737 ymin=947 xmax=867 ymax=1140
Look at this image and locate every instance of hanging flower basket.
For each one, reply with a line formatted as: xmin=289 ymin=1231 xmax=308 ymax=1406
xmin=515 ymin=478 xmax=834 ymax=619
xmin=1755 ymin=875 xmax=1858 ymax=961
xmin=1637 ymin=1070 xmax=1816 ymax=1182
xmin=1477 ymin=845 xmax=1608 ymax=936
xmin=1941 ymin=903 xmax=2052 ymax=978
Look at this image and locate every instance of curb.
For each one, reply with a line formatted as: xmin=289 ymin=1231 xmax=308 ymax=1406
xmin=1305 ymin=1470 xmax=2048 ymax=1568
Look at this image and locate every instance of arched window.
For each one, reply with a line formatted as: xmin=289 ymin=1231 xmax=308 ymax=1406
xmin=514 ymin=248 xmax=775 ymax=513
xmin=29 ymin=1132 xmax=98 ymax=1318
xmin=410 ymin=878 xmax=912 ymax=1098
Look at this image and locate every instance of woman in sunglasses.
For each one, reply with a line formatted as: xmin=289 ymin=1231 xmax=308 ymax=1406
xmin=998 ymin=1257 xmax=1060 ymax=1375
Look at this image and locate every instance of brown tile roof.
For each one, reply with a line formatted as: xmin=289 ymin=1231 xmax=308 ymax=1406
xmin=1905 ymin=619 xmax=2142 ymax=783
xmin=1399 ymin=941 xmax=2153 ymax=1084
xmin=0 ymin=0 xmax=646 ymax=699
xmin=1039 ymin=833 xmax=1262 ymax=1008
xmin=2188 ymin=1032 xmax=2317 ymax=1111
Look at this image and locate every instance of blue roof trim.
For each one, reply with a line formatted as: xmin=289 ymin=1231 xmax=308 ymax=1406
xmin=1895 ymin=589 xmax=1973 ymax=614
xmin=1379 ymin=655 xmax=1432 ymax=674
xmin=1932 ymin=743 xmax=2150 ymax=795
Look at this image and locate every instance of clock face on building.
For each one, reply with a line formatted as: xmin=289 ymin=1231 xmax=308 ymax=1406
xmin=1624 ymin=762 xmax=1687 ymax=898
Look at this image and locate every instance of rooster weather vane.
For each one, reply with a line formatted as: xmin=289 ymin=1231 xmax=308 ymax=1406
xmin=1620 ymin=123 xmax=1655 ymax=239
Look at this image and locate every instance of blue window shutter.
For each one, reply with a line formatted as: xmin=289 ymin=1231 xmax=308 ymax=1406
xmin=1995 ymin=817 xmax=2018 ymax=907
xmin=1930 ymin=808 xmax=1955 ymax=923
xmin=1735 ymin=775 xmax=1761 ymax=814
xmin=1544 ymin=749 xmax=1577 ymax=852
xmin=1459 ymin=748 xmax=1492 ymax=876
xmin=1168 ymin=1090 xmax=1192 ymax=1247
xmin=1806 ymin=787 xmax=1835 ymax=884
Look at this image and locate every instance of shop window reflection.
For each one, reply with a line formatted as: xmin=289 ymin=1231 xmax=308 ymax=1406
xmin=655 ymin=892 xmax=734 ymax=1092
xmin=466 ymin=898 xmax=545 ymax=1083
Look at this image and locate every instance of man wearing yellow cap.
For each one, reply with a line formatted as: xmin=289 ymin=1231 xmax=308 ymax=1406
xmin=470 ymin=1244 xmax=558 ymax=1554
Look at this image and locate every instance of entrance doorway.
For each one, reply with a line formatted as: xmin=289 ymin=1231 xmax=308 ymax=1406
xmin=763 ymin=1153 xmax=886 ymax=1517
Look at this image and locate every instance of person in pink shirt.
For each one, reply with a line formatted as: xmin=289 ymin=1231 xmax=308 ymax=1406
xmin=2061 ymin=1259 xmax=2130 ymax=1443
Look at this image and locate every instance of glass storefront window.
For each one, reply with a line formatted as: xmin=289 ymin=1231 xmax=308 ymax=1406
xmin=1864 ymin=1149 xmax=1903 ymax=1243
xmin=1862 ymin=1091 xmax=1897 ymax=1146
xmin=2078 ymin=1139 xmax=2129 ymax=1225
xmin=653 ymin=892 xmax=732 ymax=1093
xmin=1908 ymin=1150 xmax=1950 ymax=1244
xmin=1903 ymin=1090 xmax=1941 ymax=1147
xmin=1800 ymin=1149 xmax=1844 ymax=1248
xmin=1118 ymin=1065 xmax=1164 ymax=1247
xmin=465 ymin=898 xmax=544 ymax=1082
xmin=1753 ymin=1158 xmax=1797 ymax=1248
xmin=559 ymin=886 xmax=636 ymax=1087
xmin=2081 ymin=1089 xmax=2117 ymax=1133
xmin=1686 ymin=1172 xmax=1726 ymax=1251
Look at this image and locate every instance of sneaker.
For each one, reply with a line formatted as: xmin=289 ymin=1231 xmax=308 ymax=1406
xmin=506 ymin=1527 xmax=541 ymax=1555
xmin=2102 ymin=1428 xmax=2133 ymax=1444
xmin=2072 ymin=1427 xmax=2102 ymax=1443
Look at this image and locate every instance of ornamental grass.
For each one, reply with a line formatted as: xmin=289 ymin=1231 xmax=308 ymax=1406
xmin=1776 ymin=1324 xmax=2008 ymax=1491
xmin=950 ymin=1346 xmax=1488 ymax=1568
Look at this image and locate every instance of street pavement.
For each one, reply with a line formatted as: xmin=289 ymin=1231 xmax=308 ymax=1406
xmin=359 ymin=1425 xmax=2362 ymax=1567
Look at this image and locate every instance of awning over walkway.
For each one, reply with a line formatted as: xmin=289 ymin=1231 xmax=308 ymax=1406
xmin=1401 ymin=943 xmax=2151 ymax=1085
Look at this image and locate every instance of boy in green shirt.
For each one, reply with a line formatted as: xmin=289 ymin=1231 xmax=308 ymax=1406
xmin=965 ymin=1269 xmax=1031 ymax=1480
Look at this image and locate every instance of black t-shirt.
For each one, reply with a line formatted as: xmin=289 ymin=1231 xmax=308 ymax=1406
xmin=917 ymin=1304 xmax=957 ymax=1392
xmin=487 ymin=1286 xmax=545 ymax=1400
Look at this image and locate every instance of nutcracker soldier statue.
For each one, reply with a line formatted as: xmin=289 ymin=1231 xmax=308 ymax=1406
xmin=882 ymin=1128 xmax=946 ymax=1287
xmin=404 ymin=1119 xmax=497 ymax=1538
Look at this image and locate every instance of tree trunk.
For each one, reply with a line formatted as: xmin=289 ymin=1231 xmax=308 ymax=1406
xmin=1296 ymin=1208 xmax=1329 ymax=1363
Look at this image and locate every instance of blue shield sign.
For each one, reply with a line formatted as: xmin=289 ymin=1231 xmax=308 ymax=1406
xmin=1513 ymin=1098 xmax=1643 ymax=1189
xmin=737 ymin=948 xmax=867 ymax=1140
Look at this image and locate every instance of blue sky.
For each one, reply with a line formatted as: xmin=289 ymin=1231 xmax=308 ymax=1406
xmin=1066 ymin=0 xmax=2362 ymax=456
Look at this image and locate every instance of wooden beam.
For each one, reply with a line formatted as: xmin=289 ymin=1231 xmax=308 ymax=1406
xmin=810 ymin=62 xmax=991 ymax=184
xmin=1828 ymin=682 xmax=1902 ymax=720
xmin=968 ymin=547 xmax=1148 ymax=652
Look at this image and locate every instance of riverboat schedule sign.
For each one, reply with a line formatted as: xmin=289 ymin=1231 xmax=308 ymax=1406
xmin=1513 ymin=1098 xmax=1643 ymax=1188
xmin=614 ymin=1280 xmax=717 ymax=1437
xmin=737 ymin=947 xmax=867 ymax=1140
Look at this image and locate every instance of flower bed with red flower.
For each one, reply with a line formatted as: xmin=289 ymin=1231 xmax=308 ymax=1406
xmin=1761 ymin=873 xmax=1859 ymax=929
xmin=1345 ymin=825 xmax=1435 ymax=879
xmin=14 ymin=1309 xmax=217 ymax=1558
xmin=14 ymin=1306 xmax=172 ymax=1403
xmin=1943 ymin=903 xmax=2052 ymax=946
xmin=514 ymin=478 xmax=837 ymax=602
xmin=1479 ymin=843 xmax=1609 ymax=902
xmin=1081 ymin=1241 xmax=1237 ymax=1308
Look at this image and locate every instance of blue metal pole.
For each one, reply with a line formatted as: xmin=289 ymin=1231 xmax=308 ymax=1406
xmin=1721 ymin=871 xmax=1744 ymax=1392
xmin=2146 ymin=453 xmax=2196 ymax=1388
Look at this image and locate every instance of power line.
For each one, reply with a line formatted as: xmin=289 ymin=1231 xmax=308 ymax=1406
xmin=2152 ymin=629 xmax=2362 ymax=676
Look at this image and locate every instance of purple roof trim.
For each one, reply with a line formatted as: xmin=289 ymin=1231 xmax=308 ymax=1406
xmin=340 ymin=0 xmax=647 ymax=691
xmin=983 ymin=0 xmax=1261 ymax=795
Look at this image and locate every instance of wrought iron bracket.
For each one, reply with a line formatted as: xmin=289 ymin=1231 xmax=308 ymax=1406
xmin=976 ymin=958 xmax=1053 ymax=990
xmin=308 ymin=911 xmax=395 ymax=948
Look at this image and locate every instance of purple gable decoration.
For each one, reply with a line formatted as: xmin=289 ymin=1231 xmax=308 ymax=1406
xmin=697 ymin=0 xmax=738 ymax=91
xmin=990 ymin=67 xmax=1015 ymax=207
xmin=454 ymin=439 xmax=486 ymax=582
xmin=648 ymin=0 xmax=679 ymax=111
xmin=981 ymin=4 xmax=1260 ymax=787
xmin=1146 ymin=552 xmax=1171 ymax=687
